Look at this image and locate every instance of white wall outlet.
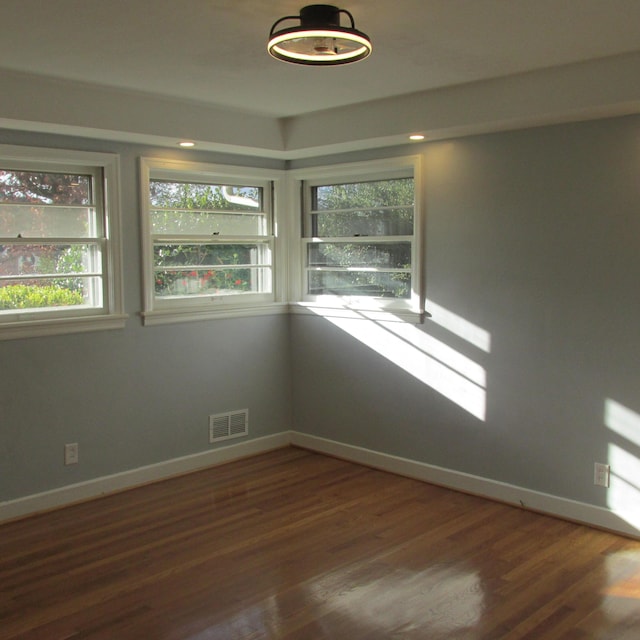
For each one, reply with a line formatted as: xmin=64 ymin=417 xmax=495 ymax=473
xmin=64 ymin=442 xmax=79 ymax=466
xmin=594 ymin=462 xmax=610 ymax=487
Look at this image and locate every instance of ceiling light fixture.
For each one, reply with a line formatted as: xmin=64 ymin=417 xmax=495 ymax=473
xmin=409 ymin=134 xmax=425 ymax=141
xmin=268 ymin=4 xmax=372 ymax=66
xmin=178 ymin=141 xmax=196 ymax=147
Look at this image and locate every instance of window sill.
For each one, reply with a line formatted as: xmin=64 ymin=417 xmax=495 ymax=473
xmin=141 ymin=303 xmax=289 ymax=326
xmin=0 ymin=313 xmax=129 ymax=341
xmin=289 ymin=302 xmax=428 ymax=324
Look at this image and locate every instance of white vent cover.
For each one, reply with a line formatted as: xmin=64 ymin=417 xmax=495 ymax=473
xmin=209 ymin=409 xmax=249 ymax=443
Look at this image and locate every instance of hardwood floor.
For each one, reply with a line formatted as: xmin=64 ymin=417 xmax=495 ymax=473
xmin=1 ymin=447 xmax=639 ymax=639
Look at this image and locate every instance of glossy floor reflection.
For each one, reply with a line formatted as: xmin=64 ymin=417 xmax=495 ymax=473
xmin=308 ymin=564 xmax=484 ymax=637
xmin=2 ymin=448 xmax=639 ymax=639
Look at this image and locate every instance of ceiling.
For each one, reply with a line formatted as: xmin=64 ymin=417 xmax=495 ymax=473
xmin=1 ymin=0 xmax=640 ymax=119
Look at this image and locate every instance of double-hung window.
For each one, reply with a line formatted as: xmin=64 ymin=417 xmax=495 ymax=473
xmin=140 ymin=158 xmax=284 ymax=324
xmin=0 ymin=145 xmax=125 ymax=339
xmin=295 ymin=156 xmax=423 ymax=317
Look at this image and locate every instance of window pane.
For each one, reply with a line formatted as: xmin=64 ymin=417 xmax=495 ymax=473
xmin=154 ymin=243 xmax=270 ymax=268
xmin=309 ymin=271 xmax=411 ymax=299
xmin=150 ymin=210 xmax=267 ymax=236
xmin=154 ymin=267 xmax=270 ymax=297
xmin=0 ymin=171 xmax=92 ymax=205
xmin=303 ymin=166 xmax=417 ymax=306
xmin=313 ymin=206 xmax=413 ymax=237
xmin=308 ymin=242 xmax=411 ymax=269
xmin=313 ymin=178 xmax=414 ymax=211
xmin=0 ymin=205 xmax=98 ymax=238
xmin=0 ymin=243 xmax=99 ymax=276
xmin=145 ymin=163 xmax=276 ymax=312
xmin=150 ymin=180 xmax=262 ymax=212
xmin=0 ymin=276 xmax=101 ymax=311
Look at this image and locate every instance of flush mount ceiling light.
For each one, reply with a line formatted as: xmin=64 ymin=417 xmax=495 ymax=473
xmin=268 ymin=4 xmax=372 ymax=66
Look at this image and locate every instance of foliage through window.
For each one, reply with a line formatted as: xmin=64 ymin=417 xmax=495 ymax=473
xmin=0 ymin=148 xmax=124 ymax=338
xmin=141 ymin=159 xmax=279 ymax=322
xmin=301 ymin=162 xmax=419 ymax=310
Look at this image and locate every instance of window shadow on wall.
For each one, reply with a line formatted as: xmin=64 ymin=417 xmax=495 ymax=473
xmin=306 ymin=299 xmax=490 ymax=421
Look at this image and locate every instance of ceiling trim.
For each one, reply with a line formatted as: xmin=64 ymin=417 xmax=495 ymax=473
xmin=0 ymin=52 xmax=639 ymax=160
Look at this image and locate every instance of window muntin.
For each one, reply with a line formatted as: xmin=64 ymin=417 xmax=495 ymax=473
xmin=312 ymin=177 xmax=413 ymax=230
xmin=153 ymin=243 xmax=272 ymax=297
xmin=303 ymin=174 xmax=416 ymax=304
xmin=0 ymin=167 xmax=107 ymax=318
xmin=308 ymin=270 xmax=412 ymax=299
xmin=311 ymin=206 xmax=414 ymax=237
xmin=308 ymin=241 xmax=411 ymax=268
xmin=150 ymin=210 xmax=266 ymax=236
xmin=141 ymin=159 xmax=280 ymax=322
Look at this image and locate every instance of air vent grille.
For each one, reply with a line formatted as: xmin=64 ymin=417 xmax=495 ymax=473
xmin=209 ymin=409 xmax=249 ymax=443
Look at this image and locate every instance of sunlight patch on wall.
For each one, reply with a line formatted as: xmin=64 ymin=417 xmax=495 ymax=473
xmin=607 ymin=445 xmax=640 ymax=531
xmin=382 ymin=320 xmax=486 ymax=388
xmin=308 ymin=306 xmax=487 ymax=420
xmin=605 ymin=399 xmax=640 ymax=533
xmin=425 ymin=298 xmax=491 ymax=352
xmin=605 ymin=399 xmax=640 ymax=446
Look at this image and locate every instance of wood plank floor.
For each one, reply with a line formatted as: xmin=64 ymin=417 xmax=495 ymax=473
xmin=1 ymin=447 xmax=640 ymax=639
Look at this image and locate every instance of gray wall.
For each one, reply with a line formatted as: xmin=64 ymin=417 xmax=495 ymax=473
xmin=291 ymin=115 xmax=640 ymax=508
xmin=0 ymin=131 xmax=292 ymax=502
xmin=2 ymin=115 xmax=639 ymax=514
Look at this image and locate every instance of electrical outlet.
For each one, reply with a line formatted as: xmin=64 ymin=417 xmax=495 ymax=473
xmin=594 ymin=462 xmax=610 ymax=487
xmin=64 ymin=443 xmax=79 ymax=466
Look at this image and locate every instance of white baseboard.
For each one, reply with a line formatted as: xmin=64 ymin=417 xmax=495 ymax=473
xmin=0 ymin=432 xmax=292 ymax=523
xmin=291 ymin=432 xmax=640 ymax=539
xmin=4 ymin=429 xmax=638 ymax=539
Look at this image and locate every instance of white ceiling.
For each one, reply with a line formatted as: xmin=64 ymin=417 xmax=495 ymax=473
xmin=1 ymin=0 xmax=640 ymax=119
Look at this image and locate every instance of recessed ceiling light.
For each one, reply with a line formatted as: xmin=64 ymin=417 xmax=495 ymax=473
xmin=178 ymin=141 xmax=196 ymax=148
xmin=409 ymin=134 xmax=425 ymax=141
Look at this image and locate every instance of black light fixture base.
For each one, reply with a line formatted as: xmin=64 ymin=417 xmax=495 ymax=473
xmin=299 ymin=5 xmax=341 ymax=28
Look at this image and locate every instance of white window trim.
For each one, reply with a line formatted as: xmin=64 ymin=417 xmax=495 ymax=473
xmin=0 ymin=145 xmax=127 ymax=340
xmin=287 ymin=155 xmax=425 ymax=322
xmin=139 ymin=157 xmax=288 ymax=326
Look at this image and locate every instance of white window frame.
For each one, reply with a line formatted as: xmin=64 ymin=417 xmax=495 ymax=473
xmin=139 ymin=157 xmax=287 ymax=325
xmin=0 ymin=145 xmax=126 ymax=340
xmin=288 ymin=155 xmax=424 ymax=321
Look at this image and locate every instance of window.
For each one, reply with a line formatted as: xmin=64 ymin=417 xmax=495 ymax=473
xmin=294 ymin=156 xmax=423 ymax=317
xmin=0 ymin=146 xmax=125 ymax=340
xmin=140 ymin=158 xmax=285 ymax=324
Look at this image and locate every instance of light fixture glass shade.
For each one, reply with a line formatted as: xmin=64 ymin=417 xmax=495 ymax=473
xmin=268 ymin=5 xmax=372 ymax=66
